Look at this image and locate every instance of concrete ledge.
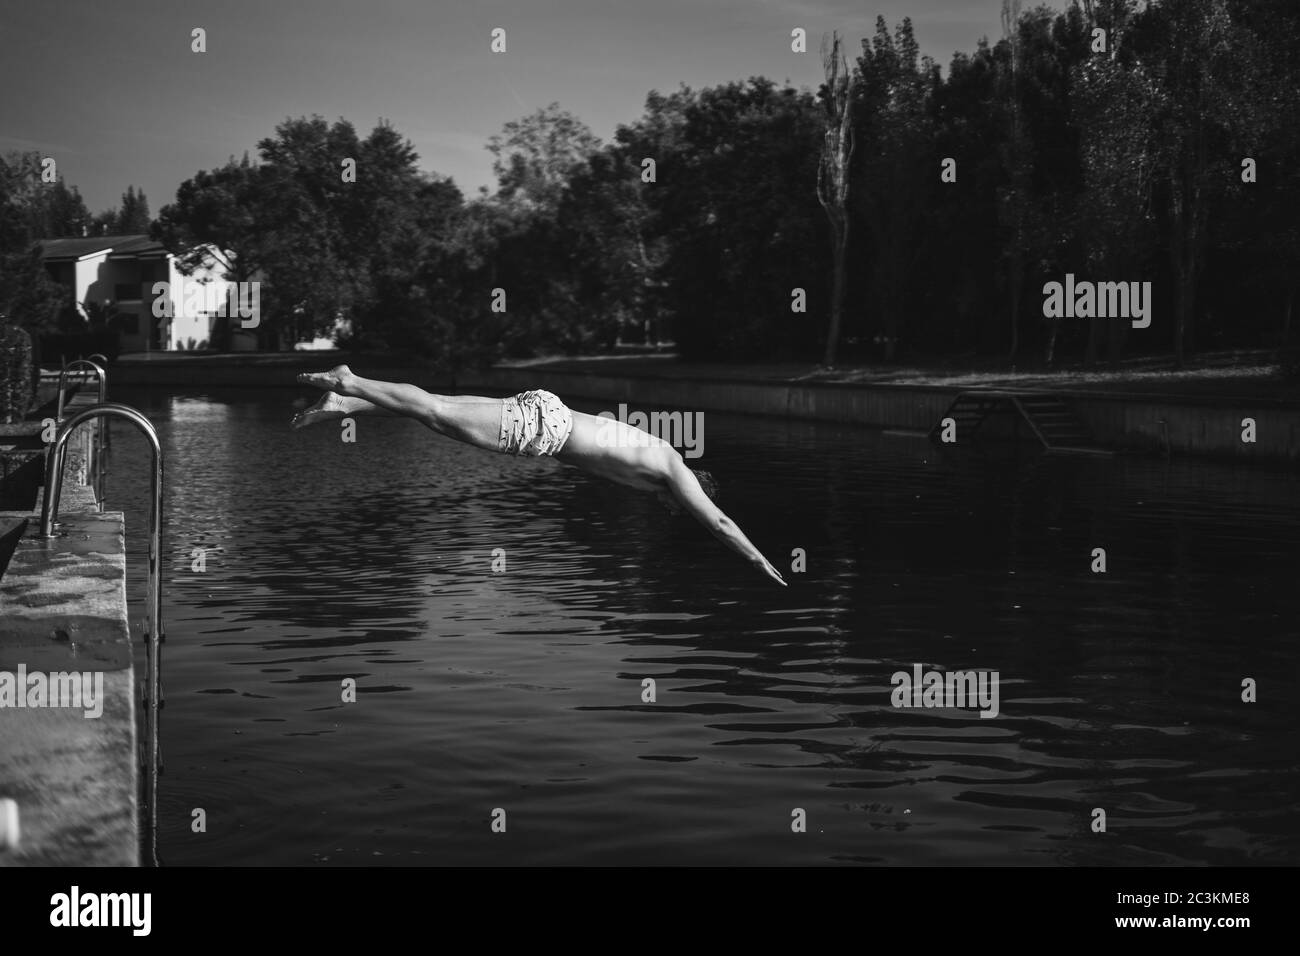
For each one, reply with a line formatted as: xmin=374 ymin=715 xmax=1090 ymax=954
xmin=1067 ymin=393 xmax=1299 ymax=462
xmin=463 ymin=368 xmax=1300 ymax=463
xmin=113 ymin=356 xmax=1300 ymax=462
xmin=0 ymin=460 xmax=138 ymax=865
xmin=464 ymin=368 xmax=958 ymax=428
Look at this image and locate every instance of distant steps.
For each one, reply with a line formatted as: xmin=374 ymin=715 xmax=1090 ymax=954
xmin=928 ymin=390 xmax=1113 ymax=456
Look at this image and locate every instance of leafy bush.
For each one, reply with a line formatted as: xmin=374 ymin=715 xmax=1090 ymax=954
xmin=0 ymin=323 xmax=34 ymax=423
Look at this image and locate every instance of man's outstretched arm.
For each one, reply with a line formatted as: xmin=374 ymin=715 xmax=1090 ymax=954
xmin=664 ymin=457 xmax=787 ymax=586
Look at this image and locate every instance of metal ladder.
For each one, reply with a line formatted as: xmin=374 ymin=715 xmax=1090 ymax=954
xmin=56 ymin=359 xmax=108 ymax=505
xmin=930 ymin=389 xmax=1110 ymax=456
xmin=40 ymin=403 xmax=165 ymax=868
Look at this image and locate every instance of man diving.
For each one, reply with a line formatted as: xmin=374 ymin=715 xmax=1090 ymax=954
xmin=294 ymin=366 xmax=787 ymax=586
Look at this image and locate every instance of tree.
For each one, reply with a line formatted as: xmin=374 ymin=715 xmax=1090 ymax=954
xmin=1225 ymin=0 xmax=1300 ymax=356
xmin=852 ymin=17 xmax=938 ymax=362
xmin=153 ymin=153 xmax=262 ymax=279
xmin=487 ymin=102 xmax=601 ymax=213
xmin=625 ymin=80 xmax=826 ymax=360
xmin=88 ymin=209 xmax=117 ymax=236
xmin=479 ymin=105 xmax=611 ymax=354
xmin=928 ymin=39 xmax=1007 ymax=354
xmin=1133 ymin=0 xmax=1266 ymax=365
xmin=116 ymin=185 xmax=152 ymax=233
xmin=1010 ymin=3 xmax=1090 ymax=364
xmin=157 ymin=118 xmax=454 ymax=350
xmin=816 ymin=31 xmax=856 ymax=368
xmin=1072 ymin=2 xmax=1160 ymax=364
xmin=998 ymin=0 xmax=1031 ymax=359
xmin=0 ymin=152 xmax=75 ymax=334
xmin=558 ymin=145 xmax=663 ymax=348
xmin=1 ymin=152 xmax=92 ymax=240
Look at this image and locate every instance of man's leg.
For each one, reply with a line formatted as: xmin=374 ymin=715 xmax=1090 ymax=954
xmin=291 ymin=393 xmax=392 ymax=430
xmin=299 ymin=366 xmax=503 ymax=452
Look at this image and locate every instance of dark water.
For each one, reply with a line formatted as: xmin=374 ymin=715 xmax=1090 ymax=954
xmin=99 ymin=386 xmax=1299 ymax=866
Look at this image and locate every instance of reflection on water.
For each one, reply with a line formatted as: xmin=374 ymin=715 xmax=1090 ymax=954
xmin=95 ymin=387 xmax=1300 ymax=865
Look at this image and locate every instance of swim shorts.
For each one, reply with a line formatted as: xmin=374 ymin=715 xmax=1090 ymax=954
xmin=498 ymin=389 xmax=574 ymax=457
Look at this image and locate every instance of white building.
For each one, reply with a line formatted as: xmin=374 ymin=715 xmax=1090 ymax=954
xmin=40 ymin=235 xmax=236 ymax=352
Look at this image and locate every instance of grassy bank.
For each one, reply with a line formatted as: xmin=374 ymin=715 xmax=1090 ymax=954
xmin=502 ymin=349 xmax=1298 ymax=402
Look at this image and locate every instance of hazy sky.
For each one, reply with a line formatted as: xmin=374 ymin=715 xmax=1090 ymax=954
xmin=0 ymin=0 xmax=1008 ymax=216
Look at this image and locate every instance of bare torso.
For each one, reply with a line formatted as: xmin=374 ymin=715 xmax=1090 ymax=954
xmin=556 ymin=410 xmax=680 ymax=491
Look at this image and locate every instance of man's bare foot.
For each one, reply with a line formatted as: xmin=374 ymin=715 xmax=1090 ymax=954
xmin=291 ymin=392 xmax=347 ymax=429
xmin=297 ymin=365 xmax=355 ymax=395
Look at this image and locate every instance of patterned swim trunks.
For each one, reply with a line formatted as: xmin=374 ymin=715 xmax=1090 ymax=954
xmin=498 ymin=389 xmax=574 ymax=457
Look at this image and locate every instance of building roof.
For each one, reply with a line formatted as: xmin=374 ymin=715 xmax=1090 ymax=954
xmin=39 ymin=234 xmax=170 ymax=262
xmin=106 ymin=235 xmax=170 ymax=259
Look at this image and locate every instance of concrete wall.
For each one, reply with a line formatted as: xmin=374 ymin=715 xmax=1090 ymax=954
xmin=163 ymin=253 xmax=229 ymax=350
xmin=464 ymin=368 xmax=957 ymax=430
xmin=0 ymin=486 xmax=138 ymax=866
xmin=0 ymin=396 xmax=138 ymax=866
xmin=1065 ymin=391 xmax=1300 ymax=462
xmin=0 ymin=432 xmax=44 ymax=510
xmin=465 ymin=369 xmax=1300 ymax=462
xmin=110 ymin=358 xmax=1300 ymax=462
xmin=73 ymin=250 xmax=113 ymax=317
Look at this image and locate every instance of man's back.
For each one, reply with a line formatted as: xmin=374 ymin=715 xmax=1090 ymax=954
xmin=558 ymin=410 xmax=678 ymax=491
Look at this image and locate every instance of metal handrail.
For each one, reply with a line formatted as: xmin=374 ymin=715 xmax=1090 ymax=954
xmin=56 ymin=360 xmax=107 ymax=506
xmin=86 ymin=357 xmax=111 ymax=448
xmin=56 ymin=359 xmax=106 ymax=420
xmin=40 ymin=403 xmax=165 ymax=868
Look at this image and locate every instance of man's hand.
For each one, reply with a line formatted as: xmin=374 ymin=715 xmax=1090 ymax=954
xmin=754 ymin=554 xmax=788 ymax=587
xmin=662 ymin=457 xmax=788 ymax=586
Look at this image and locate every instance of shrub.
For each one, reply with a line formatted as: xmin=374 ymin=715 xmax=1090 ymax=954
xmin=0 ymin=323 xmax=35 ymax=423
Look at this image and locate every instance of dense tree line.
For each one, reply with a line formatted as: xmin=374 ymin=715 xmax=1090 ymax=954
xmin=817 ymin=0 xmax=1296 ymax=368
xmin=3 ymin=0 xmax=1297 ymax=372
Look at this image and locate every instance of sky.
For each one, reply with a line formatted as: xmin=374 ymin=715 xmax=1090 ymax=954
xmin=0 ymin=0 xmax=1009 ymax=216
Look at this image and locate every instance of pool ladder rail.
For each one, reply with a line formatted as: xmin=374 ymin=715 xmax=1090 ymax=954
xmin=40 ymin=402 xmax=165 ymax=868
xmin=55 ymin=359 xmax=108 ymax=506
